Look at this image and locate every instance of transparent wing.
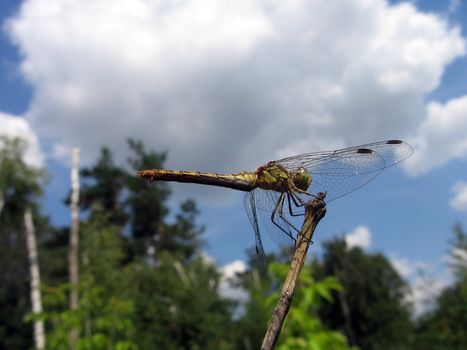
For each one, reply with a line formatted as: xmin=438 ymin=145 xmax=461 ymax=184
xmin=275 ymin=140 xmax=413 ymax=202
xmin=244 ymin=140 xmax=412 ymax=252
xmin=243 ymin=191 xmax=266 ymax=255
xmin=245 ymin=188 xmax=306 ymax=250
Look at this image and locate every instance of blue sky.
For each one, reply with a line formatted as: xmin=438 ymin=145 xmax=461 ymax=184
xmin=1 ymin=0 xmax=467 ymax=310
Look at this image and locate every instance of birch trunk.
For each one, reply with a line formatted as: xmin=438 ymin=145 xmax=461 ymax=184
xmin=68 ymin=147 xmax=80 ymax=343
xmin=24 ymin=208 xmax=45 ymax=350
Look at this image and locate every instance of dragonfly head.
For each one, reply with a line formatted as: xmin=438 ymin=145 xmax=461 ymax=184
xmin=293 ymin=167 xmax=312 ymax=191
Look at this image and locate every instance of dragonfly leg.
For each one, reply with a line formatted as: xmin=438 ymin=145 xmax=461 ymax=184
xmin=270 ymin=192 xmax=313 ymax=247
xmin=270 ymin=193 xmax=297 ymax=243
xmin=287 ymin=181 xmax=315 ymax=205
xmin=286 ymin=191 xmax=305 ymax=217
xmin=285 ymin=191 xmax=314 ymax=245
xmin=290 ymin=181 xmax=314 ymax=197
xmin=275 ymin=208 xmax=303 ymax=241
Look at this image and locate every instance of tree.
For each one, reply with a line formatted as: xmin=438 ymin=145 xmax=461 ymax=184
xmin=24 ymin=207 xmax=45 ymax=349
xmin=449 ymin=223 xmax=467 ymax=279
xmin=0 ymin=136 xmax=48 ymax=349
xmin=43 ymin=139 xmax=233 ymax=349
xmin=126 ymin=253 xmax=234 ymax=350
xmin=80 ymin=146 xmax=127 ymax=227
xmin=42 ymin=207 xmax=138 ymax=350
xmin=413 ymin=224 xmax=467 ymax=350
xmin=314 ymin=238 xmax=412 ymax=350
xmin=124 ymin=139 xmax=171 ymax=258
xmin=80 ymin=139 xmax=174 ymax=259
xmin=231 ymin=249 xmax=275 ymax=350
xmin=269 ymin=263 xmax=355 ymax=350
xmin=232 ymin=252 xmax=355 ymax=350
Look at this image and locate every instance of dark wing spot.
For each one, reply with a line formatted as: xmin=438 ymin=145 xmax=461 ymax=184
xmin=386 ymin=140 xmax=403 ymax=144
xmin=356 ymin=148 xmax=373 ymax=154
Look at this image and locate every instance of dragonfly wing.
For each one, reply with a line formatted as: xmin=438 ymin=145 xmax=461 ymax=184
xmin=275 ymin=140 xmax=413 ymax=201
xmin=244 ymin=191 xmax=265 ymax=255
xmin=246 ymin=188 xmax=304 ymax=250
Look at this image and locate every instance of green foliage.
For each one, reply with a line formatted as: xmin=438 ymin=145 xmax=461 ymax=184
xmin=80 ymin=139 xmax=193 ymax=260
xmin=124 ymin=139 xmax=171 ymax=255
xmin=39 ymin=140 xmax=231 ymax=349
xmin=232 ymin=252 xmax=354 ymax=350
xmin=230 ymin=250 xmax=274 ymax=349
xmin=160 ymin=198 xmax=205 ymax=260
xmin=42 ymin=278 xmax=138 ymax=350
xmin=0 ymin=136 xmax=46 ymax=222
xmin=315 ymin=238 xmax=413 ymax=350
xmin=80 ymin=146 xmax=128 ymax=226
xmin=42 ymin=208 xmax=138 ymax=350
xmin=266 ymin=263 xmax=355 ymax=350
xmin=127 ymin=255 xmax=234 ymax=350
xmin=413 ymin=225 xmax=467 ymax=350
xmin=449 ymin=223 xmax=467 ymax=279
xmin=0 ymin=136 xmax=48 ymax=349
xmin=12 ymin=136 xmax=467 ymax=350
xmin=414 ymin=281 xmax=467 ymax=350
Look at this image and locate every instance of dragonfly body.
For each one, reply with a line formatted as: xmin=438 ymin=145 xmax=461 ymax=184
xmin=138 ymin=140 xmax=413 ymax=254
xmin=138 ymin=162 xmax=312 ymax=194
xmin=138 ymin=168 xmax=257 ymax=191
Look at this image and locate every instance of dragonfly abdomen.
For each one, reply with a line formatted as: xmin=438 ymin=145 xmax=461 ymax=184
xmin=137 ymin=169 xmax=257 ymax=192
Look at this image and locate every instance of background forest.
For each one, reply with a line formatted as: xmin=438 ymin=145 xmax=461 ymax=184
xmin=1 ymin=135 xmax=466 ymax=350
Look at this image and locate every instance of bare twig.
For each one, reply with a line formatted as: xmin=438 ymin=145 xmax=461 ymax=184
xmin=261 ymin=193 xmax=327 ymax=350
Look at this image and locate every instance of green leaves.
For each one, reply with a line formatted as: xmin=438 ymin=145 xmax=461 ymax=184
xmin=264 ymin=263 xmax=352 ymax=350
xmin=8 ymin=136 xmax=467 ymax=350
xmin=42 ymin=210 xmax=138 ymax=350
xmin=413 ymin=225 xmax=467 ymax=350
xmin=314 ymin=239 xmax=413 ymax=350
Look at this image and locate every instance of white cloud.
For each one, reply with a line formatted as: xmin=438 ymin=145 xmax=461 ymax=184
xmin=390 ymin=256 xmax=426 ymax=278
xmin=405 ymin=95 xmax=467 ymax=176
xmin=390 ymin=256 xmax=431 ymax=314
xmin=390 ymin=255 xmax=450 ymax=316
xmin=452 ymin=248 xmax=467 ymax=265
xmin=218 ymin=259 xmax=248 ymax=302
xmin=345 ymin=225 xmax=371 ymax=249
xmin=450 ymin=181 xmax=467 ymax=212
xmin=5 ymin=0 xmax=465 ymax=184
xmin=441 ymin=246 xmax=467 ymax=272
xmin=0 ymin=112 xmax=44 ymax=167
xmin=407 ymin=273 xmax=448 ymax=316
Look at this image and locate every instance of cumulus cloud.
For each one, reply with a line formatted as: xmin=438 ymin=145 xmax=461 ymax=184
xmin=390 ymin=255 xmax=450 ymax=316
xmin=407 ymin=273 xmax=448 ymax=316
xmin=0 ymin=111 xmax=43 ymax=166
xmin=345 ymin=225 xmax=371 ymax=249
xmin=390 ymin=255 xmax=426 ymax=278
xmin=400 ymin=243 xmax=467 ymax=316
xmin=5 ymin=0 xmax=465 ymax=181
xmin=218 ymin=259 xmax=248 ymax=302
xmin=405 ymin=95 xmax=467 ymax=176
xmin=449 ymin=181 xmax=467 ymax=212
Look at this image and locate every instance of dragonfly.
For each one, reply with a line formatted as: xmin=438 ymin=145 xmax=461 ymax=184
xmin=138 ymin=140 xmax=413 ymax=254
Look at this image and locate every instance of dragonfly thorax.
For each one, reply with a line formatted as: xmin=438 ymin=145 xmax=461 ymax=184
xmin=291 ymin=167 xmax=312 ymax=191
xmin=255 ymin=163 xmax=312 ymax=193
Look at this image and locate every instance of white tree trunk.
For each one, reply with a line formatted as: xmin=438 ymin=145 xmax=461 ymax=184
xmin=69 ymin=147 xmax=80 ymax=344
xmin=69 ymin=147 xmax=80 ymax=308
xmin=24 ymin=208 xmax=45 ymax=350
